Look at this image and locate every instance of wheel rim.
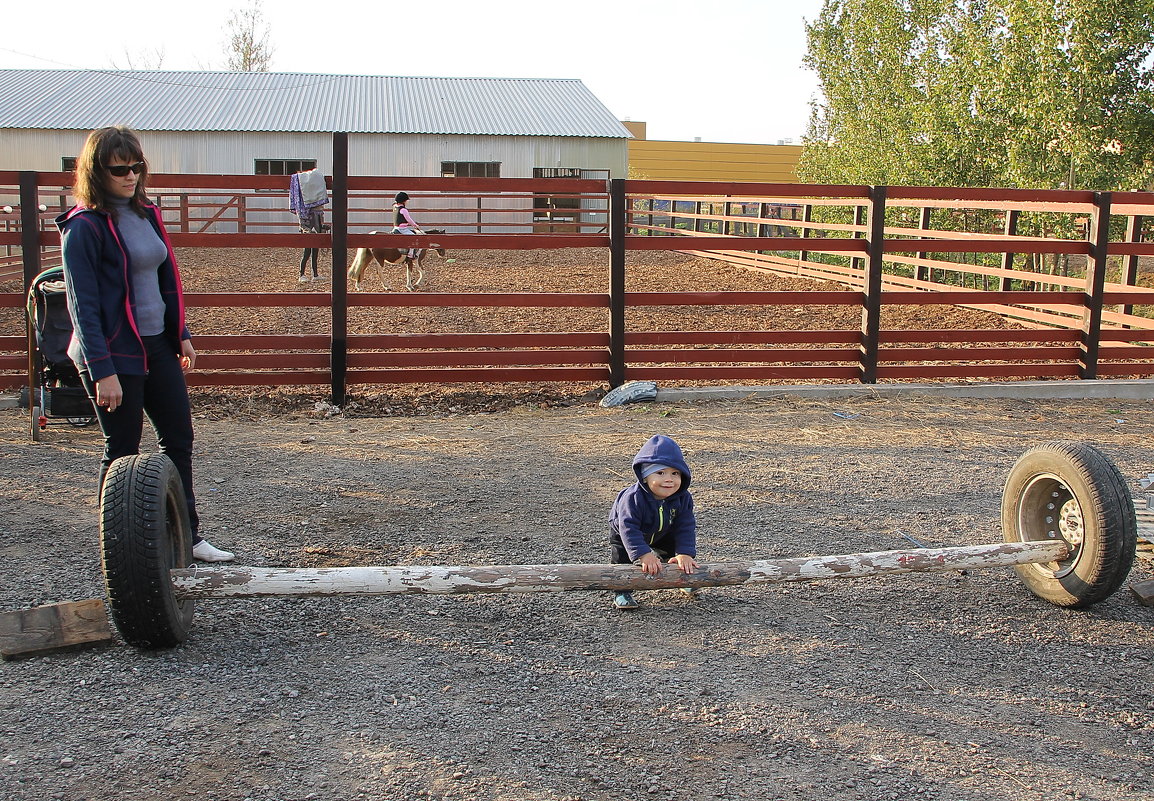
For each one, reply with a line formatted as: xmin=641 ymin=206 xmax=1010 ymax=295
xmin=1016 ymin=473 xmax=1082 ymax=578
xmin=165 ymin=490 xmax=192 ymax=613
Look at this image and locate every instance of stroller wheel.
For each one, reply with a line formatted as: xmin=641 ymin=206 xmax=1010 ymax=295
xmin=31 ymin=406 xmax=43 ymax=442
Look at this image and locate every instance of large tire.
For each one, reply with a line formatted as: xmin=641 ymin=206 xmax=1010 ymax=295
xmin=1001 ymin=441 xmax=1136 ymax=608
xmin=100 ymin=454 xmax=195 ymax=647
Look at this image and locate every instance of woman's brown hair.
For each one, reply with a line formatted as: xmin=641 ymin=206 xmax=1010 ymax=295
xmin=72 ymin=126 xmax=150 ymax=215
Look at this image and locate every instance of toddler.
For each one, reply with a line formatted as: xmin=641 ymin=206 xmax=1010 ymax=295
xmin=607 ymin=434 xmax=698 ymax=609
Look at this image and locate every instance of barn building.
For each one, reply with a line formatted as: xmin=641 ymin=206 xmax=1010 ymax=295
xmin=0 ymin=69 xmax=631 ymax=180
xmin=0 ymin=69 xmax=633 ymax=233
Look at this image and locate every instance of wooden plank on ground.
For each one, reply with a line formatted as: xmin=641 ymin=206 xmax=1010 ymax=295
xmin=1130 ymin=579 xmax=1154 ymax=607
xmin=1131 ymin=493 xmax=1154 ymax=606
xmin=1136 ymin=496 xmax=1153 ymax=546
xmin=0 ymin=599 xmax=113 ymax=660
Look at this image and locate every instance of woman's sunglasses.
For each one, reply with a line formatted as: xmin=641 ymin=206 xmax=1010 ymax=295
xmin=105 ymin=162 xmax=145 ymax=177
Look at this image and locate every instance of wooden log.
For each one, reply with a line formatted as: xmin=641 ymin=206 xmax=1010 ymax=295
xmin=0 ymin=598 xmax=114 ymax=660
xmin=170 ymin=541 xmax=1069 ymax=600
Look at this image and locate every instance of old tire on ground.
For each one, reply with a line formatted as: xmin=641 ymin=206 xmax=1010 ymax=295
xmin=1002 ymin=441 xmax=1136 ymax=608
xmin=100 ymin=453 xmax=194 ymax=647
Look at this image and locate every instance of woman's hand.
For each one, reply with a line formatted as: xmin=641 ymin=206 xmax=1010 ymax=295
xmin=95 ymin=375 xmax=123 ymax=412
xmin=180 ymin=339 xmax=197 ymax=373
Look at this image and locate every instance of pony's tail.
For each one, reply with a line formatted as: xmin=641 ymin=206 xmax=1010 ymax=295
xmin=348 ymin=248 xmax=371 ymax=284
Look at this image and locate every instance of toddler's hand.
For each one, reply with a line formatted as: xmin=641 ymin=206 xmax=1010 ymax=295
xmin=670 ymin=554 xmax=698 ymax=574
xmin=636 ymin=552 xmax=662 ymax=575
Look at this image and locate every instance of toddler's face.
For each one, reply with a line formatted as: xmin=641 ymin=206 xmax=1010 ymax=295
xmin=644 ymin=468 xmax=682 ymax=499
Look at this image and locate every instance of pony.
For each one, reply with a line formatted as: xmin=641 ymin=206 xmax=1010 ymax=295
xmin=347 ymin=229 xmax=446 ymax=291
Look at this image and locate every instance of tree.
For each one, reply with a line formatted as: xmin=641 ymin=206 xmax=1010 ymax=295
xmin=799 ymin=0 xmax=1154 ymax=190
xmin=112 ymin=47 xmax=167 ymax=70
xmin=224 ymin=0 xmax=274 ymax=72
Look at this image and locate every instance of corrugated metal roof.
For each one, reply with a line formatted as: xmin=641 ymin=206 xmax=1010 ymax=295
xmin=0 ymin=70 xmax=631 ymax=138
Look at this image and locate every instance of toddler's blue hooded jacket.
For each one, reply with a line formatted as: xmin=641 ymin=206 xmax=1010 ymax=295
xmin=608 ymin=435 xmax=696 ymax=562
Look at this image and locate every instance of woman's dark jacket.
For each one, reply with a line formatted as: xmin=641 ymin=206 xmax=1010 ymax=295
xmin=55 ymin=202 xmax=189 ymax=382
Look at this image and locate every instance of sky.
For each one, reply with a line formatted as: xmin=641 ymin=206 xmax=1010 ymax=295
xmin=1 ymin=0 xmax=825 ymax=145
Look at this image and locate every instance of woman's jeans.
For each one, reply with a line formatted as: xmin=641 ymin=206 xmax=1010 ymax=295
xmin=79 ymin=334 xmax=200 ymax=541
xmin=299 ymin=247 xmax=319 ymax=277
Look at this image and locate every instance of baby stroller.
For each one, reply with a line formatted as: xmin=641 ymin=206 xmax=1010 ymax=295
xmin=25 ymin=266 xmax=96 ymax=438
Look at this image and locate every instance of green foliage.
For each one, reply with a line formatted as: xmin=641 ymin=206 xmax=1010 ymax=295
xmin=800 ymin=0 xmax=1154 ymax=190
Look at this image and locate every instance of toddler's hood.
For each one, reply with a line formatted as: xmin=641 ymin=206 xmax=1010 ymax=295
xmin=631 ymin=435 xmax=691 ymax=491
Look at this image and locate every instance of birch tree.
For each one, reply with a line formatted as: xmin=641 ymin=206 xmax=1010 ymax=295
xmin=224 ymin=0 xmax=274 ymax=72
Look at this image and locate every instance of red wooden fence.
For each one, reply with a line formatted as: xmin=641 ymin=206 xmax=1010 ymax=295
xmin=2 ymin=146 xmax=1153 ymax=404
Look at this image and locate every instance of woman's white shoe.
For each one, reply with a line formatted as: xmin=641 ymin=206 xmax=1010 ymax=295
xmin=192 ymin=540 xmax=235 ymax=562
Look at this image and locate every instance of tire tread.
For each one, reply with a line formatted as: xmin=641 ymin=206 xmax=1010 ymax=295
xmin=100 ymin=454 xmax=194 ymax=648
xmin=1002 ymin=440 xmax=1137 ymax=608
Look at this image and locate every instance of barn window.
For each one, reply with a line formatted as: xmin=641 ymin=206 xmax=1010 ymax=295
xmin=255 ymin=159 xmax=317 ymax=176
xmin=532 ymin=168 xmax=586 ymax=210
xmin=441 ymin=161 xmax=501 ymax=178
xmin=532 ymin=167 xmax=604 ymax=232
xmin=62 ymin=157 xmax=77 ymax=171
xmin=533 ymin=168 xmax=583 ymax=179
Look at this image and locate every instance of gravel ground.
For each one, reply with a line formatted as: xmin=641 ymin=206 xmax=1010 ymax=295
xmin=2 ymin=391 xmax=1153 ymax=801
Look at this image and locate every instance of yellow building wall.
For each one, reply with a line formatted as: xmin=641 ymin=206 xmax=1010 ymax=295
xmin=628 ymin=139 xmax=803 ymax=183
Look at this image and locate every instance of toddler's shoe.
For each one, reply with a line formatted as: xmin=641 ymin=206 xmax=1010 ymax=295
xmin=681 ymin=587 xmax=701 ymax=598
xmin=192 ymin=540 xmax=235 ymax=562
xmin=613 ymin=591 xmax=639 ymax=610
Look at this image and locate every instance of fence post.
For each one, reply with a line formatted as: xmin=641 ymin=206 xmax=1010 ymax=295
xmin=19 ymin=173 xmax=41 ymax=287
xmin=20 ymin=172 xmax=42 ymax=439
xmin=1079 ymin=191 xmax=1111 ymax=380
xmin=608 ymin=179 xmax=627 ymax=387
xmin=860 ymin=186 xmax=887 ymax=384
xmin=798 ymin=203 xmax=813 ymax=265
xmin=915 ymin=206 xmax=931 ymax=282
xmin=1121 ymin=214 xmax=1143 ymax=320
xmin=999 ymin=209 xmax=1019 ymax=291
xmin=330 ymin=132 xmax=349 ymax=406
xmin=851 ymin=203 xmax=867 ymax=283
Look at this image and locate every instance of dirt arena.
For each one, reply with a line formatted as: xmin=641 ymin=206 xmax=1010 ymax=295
xmin=2 ymin=248 xmax=1153 ymax=801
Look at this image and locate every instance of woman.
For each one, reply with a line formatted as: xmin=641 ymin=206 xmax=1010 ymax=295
xmin=56 ymin=126 xmax=233 ymax=562
xmin=297 ymin=206 xmax=327 ymax=283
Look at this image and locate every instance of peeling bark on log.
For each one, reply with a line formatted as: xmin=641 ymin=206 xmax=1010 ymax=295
xmin=170 ymin=541 xmax=1069 ymax=600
